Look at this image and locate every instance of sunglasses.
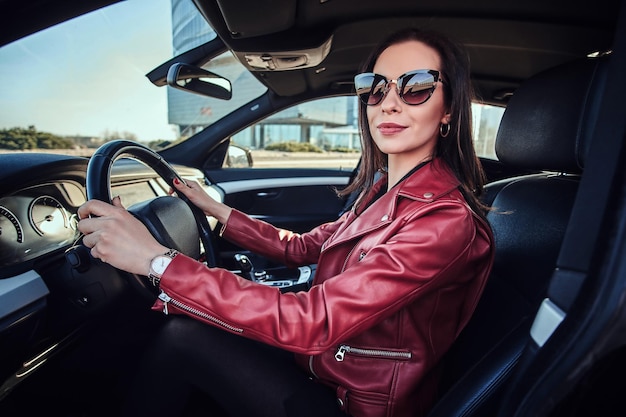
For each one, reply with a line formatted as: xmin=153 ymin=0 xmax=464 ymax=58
xmin=354 ymin=69 xmax=443 ymax=106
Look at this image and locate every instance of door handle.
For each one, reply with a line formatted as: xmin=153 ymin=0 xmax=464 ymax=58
xmin=256 ymin=191 xmax=279 ymax=198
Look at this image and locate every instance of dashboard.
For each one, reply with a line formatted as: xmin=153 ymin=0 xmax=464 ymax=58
xmin=0 ymin=152 xmax=222 ymax=322
xmin=0 ymin=154 xmax=221 ymax=276
xmin=0 ymin=182 xmax=83 ymax=267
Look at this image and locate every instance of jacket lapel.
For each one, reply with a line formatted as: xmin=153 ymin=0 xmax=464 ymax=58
xmin=321 ymin=159 xmax=460 ymax=252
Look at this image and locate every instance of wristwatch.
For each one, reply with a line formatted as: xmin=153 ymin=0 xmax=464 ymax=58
xmin=148 ymin=249 xmax=179 ymax=287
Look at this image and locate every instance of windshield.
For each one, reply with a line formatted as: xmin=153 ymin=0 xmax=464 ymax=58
xmin=0 ymin=0 xmax=266 ymax=156
xmin=0 ymin=0 xmax=502 ymax=161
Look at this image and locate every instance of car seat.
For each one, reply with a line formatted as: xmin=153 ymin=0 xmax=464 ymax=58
xmin=425 ymin=56 xmax=608 ymax=417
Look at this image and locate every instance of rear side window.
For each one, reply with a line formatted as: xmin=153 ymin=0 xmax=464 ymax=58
xmin=472 ymin=103 xmax=504 ymax=160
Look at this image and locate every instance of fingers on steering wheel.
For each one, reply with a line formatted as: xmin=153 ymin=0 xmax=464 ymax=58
xmin=112 ymin=195 xmax=124 ymax=208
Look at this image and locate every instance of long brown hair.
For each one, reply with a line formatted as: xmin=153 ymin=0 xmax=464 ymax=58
xmin=341 ymin=28 xmax=488 ymax=218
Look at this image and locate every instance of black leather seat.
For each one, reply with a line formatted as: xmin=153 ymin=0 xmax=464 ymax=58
xmin=426 ymin=56 xmax=608 ymax=417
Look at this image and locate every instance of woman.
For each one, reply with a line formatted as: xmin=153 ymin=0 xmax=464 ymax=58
xmin=78 ymin=28 xmax=494 ymax=417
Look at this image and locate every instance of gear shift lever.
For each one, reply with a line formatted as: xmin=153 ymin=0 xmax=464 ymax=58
xmin=233 ymin=254 xmax=268 ymax=282
xmin=233 ymin=253 xmax=254 ymax=281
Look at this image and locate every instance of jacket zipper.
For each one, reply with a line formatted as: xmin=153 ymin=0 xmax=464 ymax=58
xmin=334 ymin=345 xmax=412 ymax=362
xmin=341 ymin=245 xmax=357 ymax=272
xmin=158 ymin=291 xmax=244 ymax=333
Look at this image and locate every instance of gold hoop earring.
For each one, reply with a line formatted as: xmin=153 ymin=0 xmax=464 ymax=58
xmin=440 ymin=123 xmax=450 ymax=138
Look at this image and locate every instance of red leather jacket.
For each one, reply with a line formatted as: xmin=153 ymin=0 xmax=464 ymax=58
xmin=154 ymin=158 xmax=494 ymax=417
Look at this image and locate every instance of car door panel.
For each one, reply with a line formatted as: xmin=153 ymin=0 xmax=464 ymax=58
xmin=207 ymin=168 xmax=350 ymax=229
xmin=205 ymin=167 xmax=351 ymax=270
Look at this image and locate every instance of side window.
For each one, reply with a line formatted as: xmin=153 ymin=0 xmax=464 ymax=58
xmin=472 ymin=103 xmax=504 ymax=160
xmin=226 ymin=98 xmax=503 ymax=169
xmin=229 ymin=97 xmax=361 ymax=170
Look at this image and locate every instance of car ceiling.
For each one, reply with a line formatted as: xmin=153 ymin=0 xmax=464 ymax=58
xmin=2 ymin=0 xmax=621 ymax=106
xmin=194 ymin=0 xmax=621 ymax=105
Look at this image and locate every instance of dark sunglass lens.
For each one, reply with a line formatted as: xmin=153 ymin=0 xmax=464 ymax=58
xmin=400 ymin=71 xmax=436 ymax=105
xmin=368 ymin=78 xmax=387 ymax=105
xmin=355 ymin=73 xmax=388 ymax=105
xmin=355 ymin=74 xmax=375 ymax=105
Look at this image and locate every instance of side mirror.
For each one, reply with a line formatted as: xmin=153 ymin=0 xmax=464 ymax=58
xmin=166 ymin=63 xmax=232 ymax=100
xmin=226 ymin=144 xmax=253 ymax=168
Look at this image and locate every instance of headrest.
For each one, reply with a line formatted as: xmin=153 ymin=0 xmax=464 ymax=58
xmin=495 ymin=57 xmax=608 ymax=174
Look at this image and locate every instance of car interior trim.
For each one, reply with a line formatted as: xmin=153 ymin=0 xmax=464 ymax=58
xmin=0 ymin=270 xmax=49 ymax=320
xmin=234 ymin=35 xmax=333 ymax=71
xmin=216 ymin=176 xmax=349 ymax=194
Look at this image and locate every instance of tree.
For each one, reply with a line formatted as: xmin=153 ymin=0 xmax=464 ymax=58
xmin=0 ymin=126 xmax=74 ymax=150
xmin=102 ymin=129 xmax=138 ymax=142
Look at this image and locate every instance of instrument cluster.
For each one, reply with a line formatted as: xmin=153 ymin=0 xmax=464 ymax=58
xmin=0 ymin=181 xmax=84 ymax=267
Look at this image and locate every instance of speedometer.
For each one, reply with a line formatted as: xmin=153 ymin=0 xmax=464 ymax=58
xmin=0 ymin=205 xmax=24 ymax=243
xmin=29 ymin=196 xmax=68 ymax=236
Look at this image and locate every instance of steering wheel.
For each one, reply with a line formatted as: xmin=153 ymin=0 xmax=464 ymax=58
xmin=85 ymin=139 xmax=219 ymax=295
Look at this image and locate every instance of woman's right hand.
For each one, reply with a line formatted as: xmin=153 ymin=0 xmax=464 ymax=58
xmin=172 ymin=178 xmax=232 ymax=225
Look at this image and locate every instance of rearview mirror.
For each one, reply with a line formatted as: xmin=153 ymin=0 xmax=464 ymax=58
xmin=166 ymin=63 xmax=232 ymax=100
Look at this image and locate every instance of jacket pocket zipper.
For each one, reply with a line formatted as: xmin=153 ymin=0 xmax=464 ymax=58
xmin=341 ymin=246 xmax=357 ymax=272
xmin=158 ymin=291 xmax=244 ymax=333
xmin=334 ymin=345 xmax=412 ymax=362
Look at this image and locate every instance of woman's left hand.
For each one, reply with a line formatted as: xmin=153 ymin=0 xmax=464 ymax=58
xmin=77 ymin=196 xmax=168 ymax=275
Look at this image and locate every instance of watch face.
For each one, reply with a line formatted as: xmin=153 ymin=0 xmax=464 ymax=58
xmin=151 ymin=255 xmax=172 ymax=275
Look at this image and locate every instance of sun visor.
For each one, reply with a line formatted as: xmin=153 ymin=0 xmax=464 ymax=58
xmin=214 ymin=0 xmax=296 ymax=37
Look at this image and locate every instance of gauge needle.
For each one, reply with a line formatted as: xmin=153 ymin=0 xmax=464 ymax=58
xmin=36 ymin=214 xmax=55 ymax=224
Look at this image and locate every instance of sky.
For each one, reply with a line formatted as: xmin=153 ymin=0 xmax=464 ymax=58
xmin=0 ymin=0 xmax=179 ymax=142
